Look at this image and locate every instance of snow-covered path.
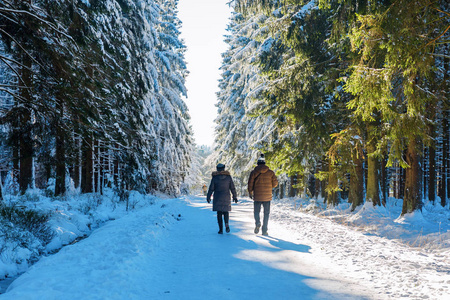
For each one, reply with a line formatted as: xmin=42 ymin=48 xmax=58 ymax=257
xmin=141 ymin=198 xmax=370 ymax=299
xmin=1 ymin=196 xmax=448 ymax=299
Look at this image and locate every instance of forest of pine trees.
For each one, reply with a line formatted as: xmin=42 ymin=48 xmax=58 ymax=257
xmin=2 ymin=0 xmax=448 ymax=216
xmin=0 ymin=0 xmax=193 ymax=198
xmin=213 ymin=0 xmax=449 ymax=215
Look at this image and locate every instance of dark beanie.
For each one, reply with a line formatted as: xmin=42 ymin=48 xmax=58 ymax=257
xmin=216 ymin=163 xmax=225 ymax=171
xmin=257 ymin=153 xmax=265 ymax=165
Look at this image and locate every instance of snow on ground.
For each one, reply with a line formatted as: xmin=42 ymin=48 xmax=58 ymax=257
xmin=0 ymin=188 xmax=158 ymax=283
xmin=1 ymin=195 xmax=449 ymax=299
xmin=271 ymin=198 xmax=450 ymax=299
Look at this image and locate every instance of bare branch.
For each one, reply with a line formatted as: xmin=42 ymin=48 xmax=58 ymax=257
xmin=422 ymin=16 xmax=450 ymax=48
xmin=415 ymin=84 xmax=438 ymax=99
xmin=0 ymin=84 xmax=19 ymax=88
xmin=432 ymin=6 xmax=450 ymax=17
xmin=0 ymin=87 xmax=26 ymax=102
xmin=0 ymin=11 xmax=20 ymax=25
xmin=0 ymin=55 xmax=23 ymax=84
xmin=431 ymin=53 xmax=450 ymax=59
xmin=0 ymin=28 xmax=53 ymax=85
xmin=0 ymin=54 xmax=24 ymax=68
xmin=0 ymin=7 xmax=72 ymax=40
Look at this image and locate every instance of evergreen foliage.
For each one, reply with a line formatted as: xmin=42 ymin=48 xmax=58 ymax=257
xmin=214 ymin=0 xmax=449 ymax=213
xmin=212 ymin=9 xmax=275 ymax=192
xmin=0 ymin=0 xmax=193 ymax=197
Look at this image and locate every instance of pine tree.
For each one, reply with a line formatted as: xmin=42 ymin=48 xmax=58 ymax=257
xmin=0 ymin=0 xmax=193 ymax=196
xmin=213 ymin=8 xmax=275 ymax=192
xmin=344 ymin=0 xmax=446 ymax=214
xmin=253 ymin=0 xmax=350 ymax=203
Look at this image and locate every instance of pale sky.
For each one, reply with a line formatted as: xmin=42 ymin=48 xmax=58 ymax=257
xmin=177 ymin=0 xmax=233 ymax=147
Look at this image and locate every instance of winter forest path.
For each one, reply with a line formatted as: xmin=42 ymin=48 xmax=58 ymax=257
xmin=158 ymin=196 xmax=373 ymax=300
xmin=1 ymin=196 xmax=377 ymax=299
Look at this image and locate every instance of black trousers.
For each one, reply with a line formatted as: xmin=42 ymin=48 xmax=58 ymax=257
xmin=217 ymin=211 xmax=229 ymax=230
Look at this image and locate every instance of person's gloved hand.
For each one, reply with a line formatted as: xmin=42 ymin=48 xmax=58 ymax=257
xmin=249 ymin=194 xmax=253 ymax=200
xmin=207 ymin=198 xmax=211 ymax=203
xmin=233 ymin=198 xmax=238 ymax=203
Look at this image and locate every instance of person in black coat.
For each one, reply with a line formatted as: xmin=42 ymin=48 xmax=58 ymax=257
xmin=207 ymin=163 xmax=238 ymax=234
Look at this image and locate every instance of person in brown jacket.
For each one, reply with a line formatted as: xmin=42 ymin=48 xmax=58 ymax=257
xmin=248 ymin=154 xmax=278 ymax=236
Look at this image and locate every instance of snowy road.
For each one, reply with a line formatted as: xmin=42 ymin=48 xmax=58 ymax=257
xmin=1 ymin=196 xmax=448 ymax=299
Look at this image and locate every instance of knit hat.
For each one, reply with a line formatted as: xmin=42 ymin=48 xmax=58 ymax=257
xmin=216 ymin=163 xmax=225 ymax=171
xmin=257 ymin=153 xmax=265 ymax=165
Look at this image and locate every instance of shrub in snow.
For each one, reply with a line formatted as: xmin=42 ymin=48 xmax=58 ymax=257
xmin=0 ymin=204 xmax=54 ymax=245
xmin=0 ymin=203 xmax=54 ymax=278
xmin=0 ymin=188 xmax=158 ymax=280
xmin=77 ymin=194 xmax=104 ymax=215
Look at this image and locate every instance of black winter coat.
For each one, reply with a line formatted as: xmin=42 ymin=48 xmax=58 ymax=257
xmin=207 ymin=171 xmax=237 ymax=212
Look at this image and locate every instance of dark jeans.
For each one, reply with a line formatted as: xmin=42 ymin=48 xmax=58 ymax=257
xmin=254 ymin=201 xmax=270 ymax=233
xmin=217 ymin=211 xmax=229 ymax=230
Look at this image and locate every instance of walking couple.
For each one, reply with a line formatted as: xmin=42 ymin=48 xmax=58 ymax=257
xmin=206 ymin=154 xmax=278 ymax=235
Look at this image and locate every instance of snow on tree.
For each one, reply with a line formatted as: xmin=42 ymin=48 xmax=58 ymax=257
xmin=212 ymin=9 xmax=278 ymax=194
xmin=0 ymin=0 xmax=194 ymax=196
xmin=214 ymin=0 xmax=450 ymax=212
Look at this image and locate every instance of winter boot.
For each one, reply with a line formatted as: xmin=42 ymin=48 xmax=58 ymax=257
xmin=254 ymin=225 xmax=260 ymax=234
xmin=218 ymin=221 xmax=223 ymax=234
xmin=225 ymin=223 xmax=230 ymax=233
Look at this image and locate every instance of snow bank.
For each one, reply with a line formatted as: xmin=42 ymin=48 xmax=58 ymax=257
xmin=0 ymin=188 xmax=157 ymax=280
xmin=0 ymin=195 xmax=449 ymax=299
xmin=275 ymin=196 xmax=450 ymax=250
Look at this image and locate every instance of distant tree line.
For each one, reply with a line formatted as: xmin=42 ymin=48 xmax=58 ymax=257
xmin=212 ymin=0 xmax=449 ymax=214
xmin=0 ymin=0 xmax=192 ymax=198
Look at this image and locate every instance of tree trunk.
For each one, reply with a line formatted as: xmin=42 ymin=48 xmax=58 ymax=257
xmin=99 ymin=143 xmax=104 ymax=195
xmin=106 ymin=146 xmax=112 ymax=188
xmin=114 ymin=155 xmax=119 ymax=189
xmin=18 ymin=52 xmax=33 ymax=194
xmin=381 ymin=155 xmax=387 ymax=206
xmin=307 ymin=173 xmax=315 ymax=198
xmin=399 ymin=157 xmax=406 ymax=200
xmin=314 ymin=164 xmax=320 ymax=199
xmin=428 ymin=143 xmax=436 ymax=203
xmin=402 ymin=138 xmax=423 ymax=215
xmin=447 ymin=60 xmax=450 ymax=203
xmin=393 ymin=163 xmax=398 ymax=199
xmin=423 ymin=146 xmax=428 ymax=200
xmin=54 ymin=101 xmax=66 ymax=196
xmin=397 ymin=164 xmax=404 ymax=200
xmin=439 ymin=51 xmax=449 ymax=206
xmin=366 ymin=125 xmax=380 ymax=206
xmin=349 ymin=151 xmax=364 ymax=211
xmin=94 ymin=141 xmax=99 ymax=193
xmin=289 ymin=174 xmax=297 ymax=197
xmin=12 ymin=143 xmax=19 ymax=191
xmin=54 ymin=120 xmax=66 ymax=196
xmin=440 ymin=108 xmax=449 ymax=207
xmin=73 ymin=136 xmax=81 ymax=189
xmin=81 ymin=137 xmax=93 ymax=193
xmin=321 ymin=159 xmax=328 ymax=202
xmin=327 ymin=169 xmax=338 ymax=207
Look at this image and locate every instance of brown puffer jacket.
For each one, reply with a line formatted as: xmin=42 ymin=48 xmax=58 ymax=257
xmin=247 ymin=165 xmax=278 ymax=202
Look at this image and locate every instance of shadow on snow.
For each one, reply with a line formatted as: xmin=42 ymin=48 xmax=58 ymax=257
xmin=181 ymin=196 xmax=370 ymax=300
